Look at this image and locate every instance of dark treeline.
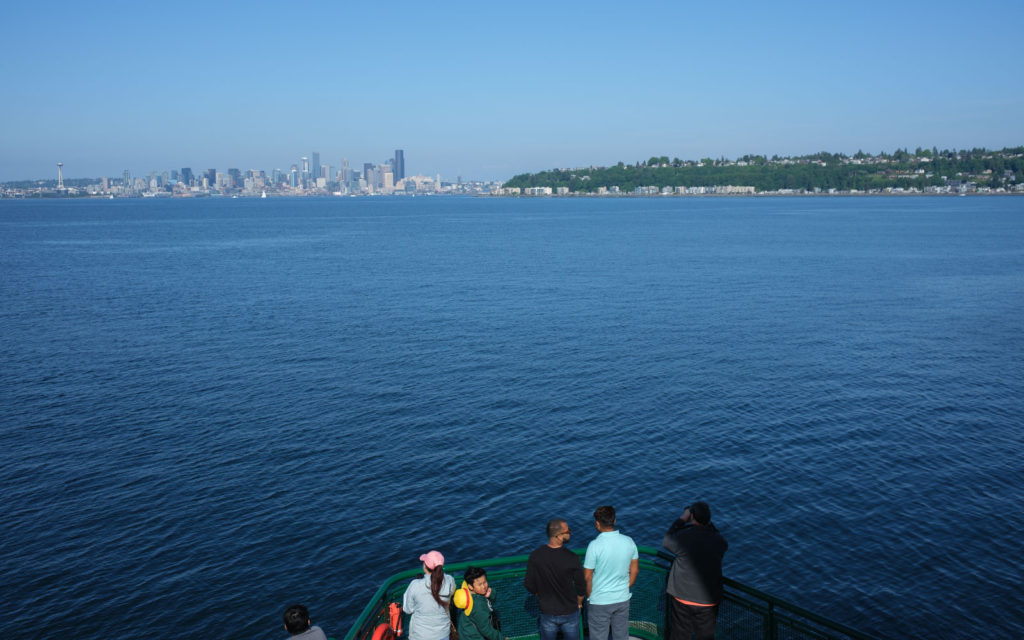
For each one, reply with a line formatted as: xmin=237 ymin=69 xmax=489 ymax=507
xmin=502 ymin=147 xmax=1024 ymax=192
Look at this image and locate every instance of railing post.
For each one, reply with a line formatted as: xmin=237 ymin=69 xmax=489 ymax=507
xmin=766 ymin=601 xmax=776 ymax=640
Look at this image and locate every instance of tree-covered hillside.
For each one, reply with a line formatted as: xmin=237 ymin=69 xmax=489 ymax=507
xmin=502 ymin=147 xmax=1024 ymax=193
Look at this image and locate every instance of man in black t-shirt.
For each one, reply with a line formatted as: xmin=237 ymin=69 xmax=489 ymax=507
xmin=524 ymin=518 xmax=586 ymax=640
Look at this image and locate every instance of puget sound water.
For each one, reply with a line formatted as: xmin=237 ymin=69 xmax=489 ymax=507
xmin=1 ymin=195 xmax=1022 ymax=640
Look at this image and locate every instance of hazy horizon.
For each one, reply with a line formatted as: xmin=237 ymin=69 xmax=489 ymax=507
xmin=3 ymin=0 xmax=1023 ymax=183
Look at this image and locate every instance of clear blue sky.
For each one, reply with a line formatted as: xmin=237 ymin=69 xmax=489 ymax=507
xmin=2 ymin=0 xmax=1022 ymax=182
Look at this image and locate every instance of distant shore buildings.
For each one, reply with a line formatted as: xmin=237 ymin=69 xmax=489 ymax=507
xmin=2 ymin=149 xmax=502 ymax=198
xmin=4 ymin=147 xmax=1022 ymax=199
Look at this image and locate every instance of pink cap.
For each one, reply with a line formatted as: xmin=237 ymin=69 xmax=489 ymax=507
xmin=419 ymin=550 xmax=445 ymax=570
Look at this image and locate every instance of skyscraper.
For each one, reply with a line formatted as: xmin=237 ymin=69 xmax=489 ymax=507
xmin=311 ymin=152 xmax=321 ymax=180
xmin=341 ymin=158 xmax=351 ymax=188
xmin=394 ymin=149 xmax=405 ymax=181
xmin=363 ymin=163 xmax=375 ymax=191
xmin=181 ymin=167 xmax=194 ymax=187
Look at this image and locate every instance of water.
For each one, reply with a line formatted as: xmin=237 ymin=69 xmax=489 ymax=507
xmin=1 ymin=196 xmax=1022 ymax=640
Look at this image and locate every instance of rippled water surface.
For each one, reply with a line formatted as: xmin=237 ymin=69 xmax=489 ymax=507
xmin=1 ymin=196 xmax=1022 ymax=640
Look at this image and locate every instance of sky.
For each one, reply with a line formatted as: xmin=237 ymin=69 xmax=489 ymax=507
xmin=2 ymin=0 xmax=1023 ymax=182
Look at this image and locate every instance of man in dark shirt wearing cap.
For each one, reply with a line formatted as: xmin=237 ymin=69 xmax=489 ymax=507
xmin=525 ymin=518 xmax=586 ymax=640
xmin=662 ymin=502 xmax=728 ymax=640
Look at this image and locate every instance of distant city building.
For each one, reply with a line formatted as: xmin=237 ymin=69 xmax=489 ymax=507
xmin=394 ymin=149 xmax=405 ymax=180
xmin=340 ymin=158 xmax=351 ymax=188
xmin=312 ymin=152 xmax=320 ymax=182
xmin=363 ymin=163 xmax=374 ymax=191
xmin=181 ymin=167 xmax=194 ymax=187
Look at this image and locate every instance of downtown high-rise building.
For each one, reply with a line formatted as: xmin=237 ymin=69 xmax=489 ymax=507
xmin=363 ymin=163 xmax=375 ymax=190
xmin=311 ymin=152 xmax=321 ymax=180
xmin=340 ymin=158 xmax=350 ymax=186
xmin=394 ymin=149 xmax=405 ymax=181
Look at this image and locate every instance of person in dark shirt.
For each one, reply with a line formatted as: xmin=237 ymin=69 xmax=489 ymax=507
xmin=661 ymin=502 xmax=728 ymax=640
xmin=524 ymin=518 xmax=586 ymax=640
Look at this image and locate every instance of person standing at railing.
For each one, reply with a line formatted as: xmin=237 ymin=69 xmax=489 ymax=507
xmin=403 ymin=550 xmax=455 ymax=640
xmin=662 ymin=502 xmax=728 ymax=640
xmin=524 ymin=518 xmax=586 ymax=640
xmin=583 ymin=506 xmax=639 ymax=640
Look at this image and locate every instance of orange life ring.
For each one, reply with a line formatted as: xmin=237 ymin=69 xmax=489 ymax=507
xmin=372 ymin=623 xmax=395 ymax=640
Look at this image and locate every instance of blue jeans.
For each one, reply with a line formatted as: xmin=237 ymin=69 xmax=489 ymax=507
xmin=539 ymin=612 xmax=580 ymax=640
xmin=586 ymin=600 xmax=630 ymax=640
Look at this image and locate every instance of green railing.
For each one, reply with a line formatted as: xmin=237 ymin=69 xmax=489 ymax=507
xmin=343 ymin=547 xmax=881 ymax=640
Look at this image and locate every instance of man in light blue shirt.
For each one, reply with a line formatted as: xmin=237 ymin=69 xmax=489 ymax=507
xmin=583 ymin=506 xmax=639 ymax=640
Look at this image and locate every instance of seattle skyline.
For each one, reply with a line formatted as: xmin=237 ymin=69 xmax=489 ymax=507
xmin=2 ymin=0 xmax=1023 ymax=183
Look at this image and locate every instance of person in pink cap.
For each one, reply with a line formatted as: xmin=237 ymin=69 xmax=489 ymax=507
xmin=403 ymin=550 xmax=455 ymax=640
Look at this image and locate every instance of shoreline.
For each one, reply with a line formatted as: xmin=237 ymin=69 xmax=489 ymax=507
xmin=3 ymin=190 xmax=1022 ymax=200
xmin=486 ymin=190 xmax=1023 ymax=198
